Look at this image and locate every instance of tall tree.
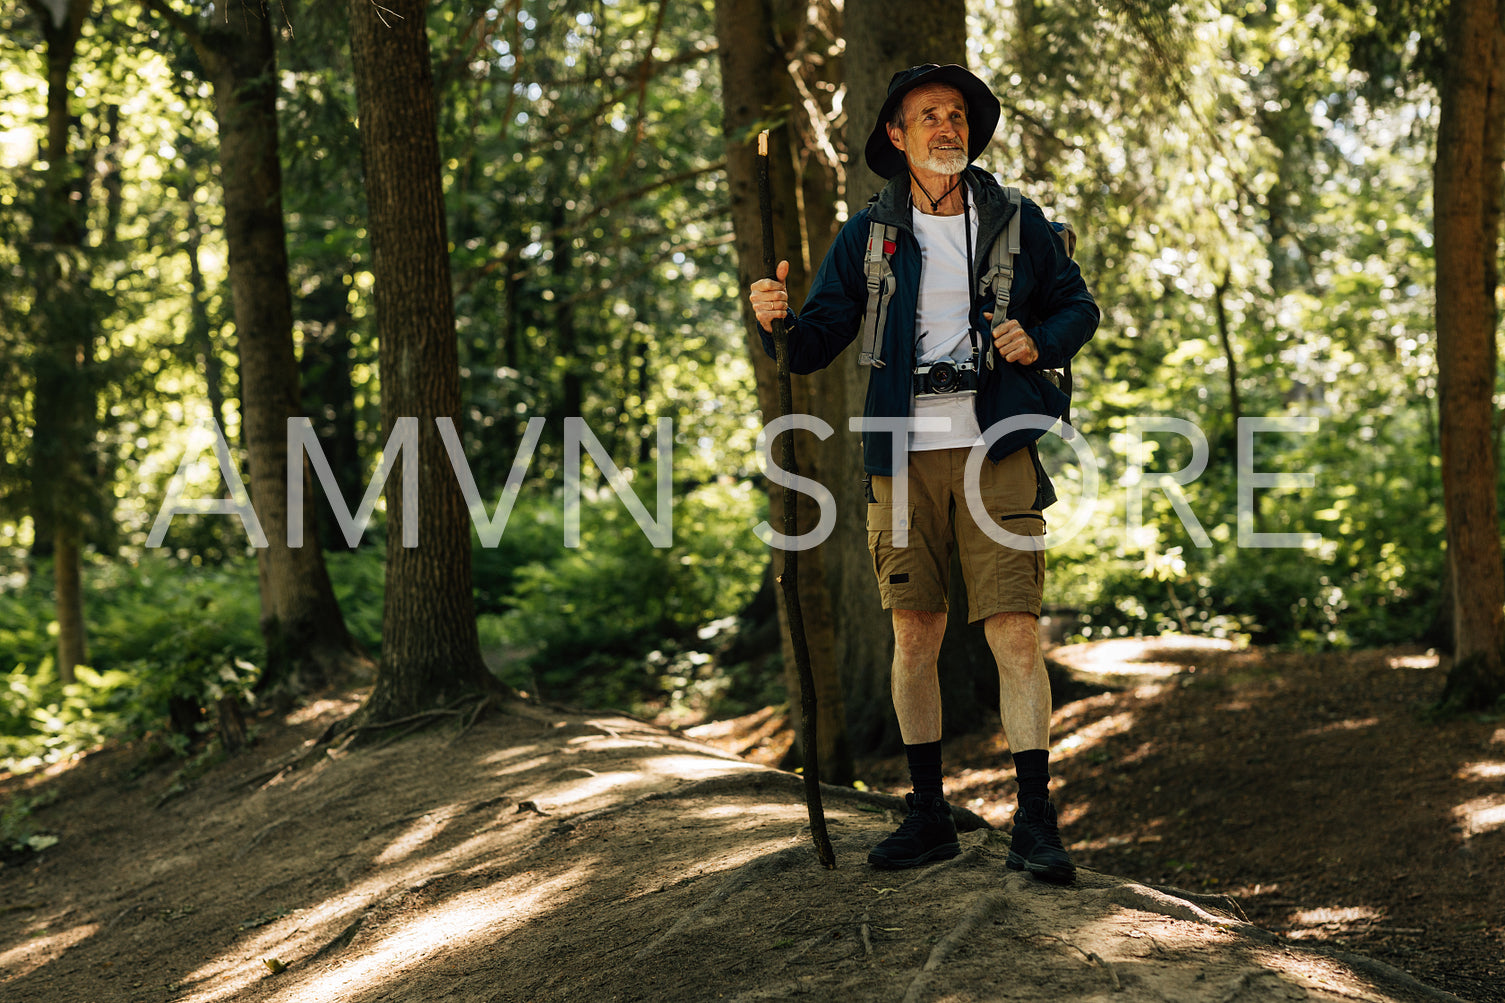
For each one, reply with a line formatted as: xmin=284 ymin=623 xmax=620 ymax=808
xmin=716 ymin=0 xmax=853 ymax=782
xmin=1434 ymin=0 xmax=1505 ymax=709
xmin=140 ymin=0 xmax=368 ymax=694
xmin=836 ymin=1 xmax=996 ymax=753
xmin=24 ymin=0 xmax=95 ymax=685
xmin=347 ymin=0 xmax=497 ymax=721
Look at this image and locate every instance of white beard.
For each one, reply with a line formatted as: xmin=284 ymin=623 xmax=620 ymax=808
xmin=911 ymin=146 xmax=968 ymax=175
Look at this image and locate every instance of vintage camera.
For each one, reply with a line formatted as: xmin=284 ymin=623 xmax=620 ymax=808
xmin=912 ymin=356 xmax=979 ymax=399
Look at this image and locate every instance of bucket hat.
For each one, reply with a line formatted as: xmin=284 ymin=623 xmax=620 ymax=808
xmin=863 ymin=63 xmax=1001 ymax=179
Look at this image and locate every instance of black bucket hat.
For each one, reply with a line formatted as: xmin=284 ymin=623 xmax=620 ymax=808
xmin=863 ymin=63 xmax=1001 ymax=179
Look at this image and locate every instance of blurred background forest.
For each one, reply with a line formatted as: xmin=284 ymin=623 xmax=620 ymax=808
xmin=0 ymin=0 xmax=1499 ymax=784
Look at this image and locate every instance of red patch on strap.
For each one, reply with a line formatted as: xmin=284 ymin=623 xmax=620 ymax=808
xmin=883 ymin=239 xmax=897 ymax=255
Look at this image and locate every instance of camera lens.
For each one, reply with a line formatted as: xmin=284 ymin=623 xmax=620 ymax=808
xmin=930 ymin=361 xmax=957 ymax=391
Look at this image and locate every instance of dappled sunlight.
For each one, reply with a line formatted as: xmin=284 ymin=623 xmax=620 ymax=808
xmin=637 ymin=753 xmax=765 ymax=781
xmin=475 ymin=742 xmax=543 ymax=767
xmin=1246 ymin=944 xmax=1411 ymax=996
xmin=1386 ymin=653 xmax=1438 ymax=670
xmin=284 ymin=697 xmax=362 ymax=726
xmin=1052 ymin=711 xmax=1136 ymax=761
xmin=1299 ymin=716 xmax=1379 ymax=737
xmin=1492 ymin=728 xmax=1505 ymax=747
xmin=1452 ymin=795 xmax=1505 ymax=838
xmin=371 ymin=811 xmax=449 ymax=867
xmin=540 ymin=768 xmax=647 ymax=808
xmin=1458 ymin=761 xmax=1505 ymax=781
xmin=687 ymin=802 xmax=804 ymax=822
xmin=267 ymin=867 xmax=587 ymax=1003
xmin=0 ymin=920 xmax=97 ymax=980
xmin=1285 ymin=905 xmax=1385 ymax=940
xmin=1049 ymin=636 xmax=1236 ymax=681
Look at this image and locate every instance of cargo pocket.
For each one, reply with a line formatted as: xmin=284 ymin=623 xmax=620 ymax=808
xmin=866 ymin=502 xmax=891 ymax=579
xmin=866 ymin=502 xmax=914 ymax=585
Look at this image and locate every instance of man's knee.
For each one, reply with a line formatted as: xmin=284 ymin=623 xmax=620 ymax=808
xmin=985 ymin=611 xmax=1042 ymax=668
xmin=893 ymin=608 xmax=946 ymax=660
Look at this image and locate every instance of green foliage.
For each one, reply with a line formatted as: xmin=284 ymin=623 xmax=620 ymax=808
xmin=0 ymin=787 xmax=60 ymax=861
xmin=0 ymin=551 xmax=392 ymax=772
xmin=488 ymin=478 xmax=767 ymax=715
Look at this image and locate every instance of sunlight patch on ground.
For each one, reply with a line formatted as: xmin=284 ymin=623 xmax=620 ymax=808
xmin=266 ymin=866 xmax=588 ymax=1003
xmin=1452 ymin=794 xmax=1505 ymax=837
xmin=1249 ymin=944 xmax=1404 ymax=996
xmin=177 ymin=830 xmax=577 ymax=1003
xmin=1491 ymin=728 xmax=1505 ymax=747
xmin=638 ymin=753 xmax=766 ymax=781
xmin=1386 ymin=653 xmax=1439 ymax=670
xmin=1300 ymin=716 xmax=1379 ymax=737
xmin=371 ymin=812 xmax=448 ymax=867
xmin=0 ymin=921 xmax=97 ymax=980
xmin=1290 ymin=905 xmax=1383 ymax=927
xmin=1052 ymin=711 xmax=1136 ymax=761
xmin=1284 ymin=904 xmax=1385 ymax=940
xmin=1459 ymin=761 xmax=1505 ymax=781
xmin=1049 ymin=636 xmax=1235 ymax=680
xmin=536 ymin=769 xmax=645 ymax=809
xmin=687 ymin=802 xmax=805 ymax=822
xmin=475 ymin=742 xmax=543 ymax=766
xmin=284 ymin=697 xmax=361 ymax=726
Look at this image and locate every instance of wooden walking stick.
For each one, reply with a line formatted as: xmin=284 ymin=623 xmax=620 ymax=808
xmin=756 ymin=130 xmax=836 ymax=869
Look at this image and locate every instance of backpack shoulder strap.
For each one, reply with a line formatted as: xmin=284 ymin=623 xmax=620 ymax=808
xmin=859 ymin=219 xmax=897 ymax=368
xmin=979 ymin=186 xmax=1024 ymax=370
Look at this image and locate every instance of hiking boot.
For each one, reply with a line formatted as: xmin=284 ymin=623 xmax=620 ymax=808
xmin=867 ymin=792 xmax=961 ymax=869
xmin=1007 ymin=798 xmax=1075 ymax=885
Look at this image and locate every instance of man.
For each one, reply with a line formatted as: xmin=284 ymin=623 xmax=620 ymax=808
xmin=748 ymin=64 xmax=1098 ymax=883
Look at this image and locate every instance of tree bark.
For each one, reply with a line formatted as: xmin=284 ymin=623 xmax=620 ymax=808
xmin=156 ymin=3 xmax=369 ymax=694
xmin=838 ymin=1 xmax=991 ymax=754
xmin=716 ymin=0 xmax=853 ymax=783
xmin=348 ymin=0 xmax=497 ymax=721
xmin=28 ymin=0 xmax=94 ymax=685
xmin=1435 ymin=0 xmax=1505 ymax=710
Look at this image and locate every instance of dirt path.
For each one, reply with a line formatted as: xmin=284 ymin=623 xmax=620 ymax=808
xmin=0 ymin=641 xmax=1497 ymax=1002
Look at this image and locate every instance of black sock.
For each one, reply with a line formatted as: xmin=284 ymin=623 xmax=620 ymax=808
xmin=905 ymin=740 xmax=944 ymax=799
xmin=1012 ymin=749 xmax=1051 ymax=811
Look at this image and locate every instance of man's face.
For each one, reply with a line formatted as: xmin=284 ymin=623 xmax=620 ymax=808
xmin=888 ymin=83 xmax=969 ymax=176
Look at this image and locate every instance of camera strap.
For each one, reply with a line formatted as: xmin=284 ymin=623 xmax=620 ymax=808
xmin=962 ymin=187 xmax=988 ymax=369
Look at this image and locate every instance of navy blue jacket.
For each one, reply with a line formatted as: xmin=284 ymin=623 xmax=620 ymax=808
xmin=760 ymin=167 xmax=1099 ymax=477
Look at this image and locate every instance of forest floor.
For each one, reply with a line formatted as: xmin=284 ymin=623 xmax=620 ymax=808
xmin=0 ymin=638 xmax=1500 ymax=1003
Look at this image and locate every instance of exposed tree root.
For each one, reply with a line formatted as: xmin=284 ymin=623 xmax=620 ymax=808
xmin=1142 ymin=881 xmax=1252 ymax=922
xmin=895 ymin=846 xmax=987 ymax=891
xmin=1031 ymin=933 xmax=1122 ymax=992
xmin=900 ymin=890 xmax=1009 ymax=1003
xmin=631 ymin=846 xmax=808 ymax=962
xmin=1098 ymin=882 xmax=1275 ymax=942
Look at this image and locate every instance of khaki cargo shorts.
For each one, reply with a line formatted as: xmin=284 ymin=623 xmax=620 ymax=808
xmin=866 ymin=446 xmax=1045 ymax=622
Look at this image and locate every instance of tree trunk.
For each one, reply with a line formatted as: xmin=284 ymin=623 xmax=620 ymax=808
xmin=838 ymin=1 xmax=988 ymax=754
xmin=716 ymin=0 xmax=853 ymax=783
xmin=28 ymin=0 xmax=94 ymax=685
xmin=189 ymin=9 xmax=366 ymax=694
xmin=1435 ymin=0 xmax=1505 ymax=710
xmin=348 ymin=0 xmax=496 ymax=721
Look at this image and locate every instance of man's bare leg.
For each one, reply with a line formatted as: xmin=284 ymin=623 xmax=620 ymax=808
xmin=868 ymin=607 xmax=958 ymax=869
xmin=891 ymin=608 xmax=947 ymax=743
xmin=984 ymin=610 xmax=1074 ymax=883
xmin=983 ymin=611 xmax=1050 ymax=751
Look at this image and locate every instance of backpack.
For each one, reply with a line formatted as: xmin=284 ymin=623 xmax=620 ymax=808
xmin=858 ymin=186 xmax=1077 ymax=430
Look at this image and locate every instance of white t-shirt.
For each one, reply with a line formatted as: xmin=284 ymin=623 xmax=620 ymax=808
xmin=910 ymin=205 xmax=984 ymax=452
